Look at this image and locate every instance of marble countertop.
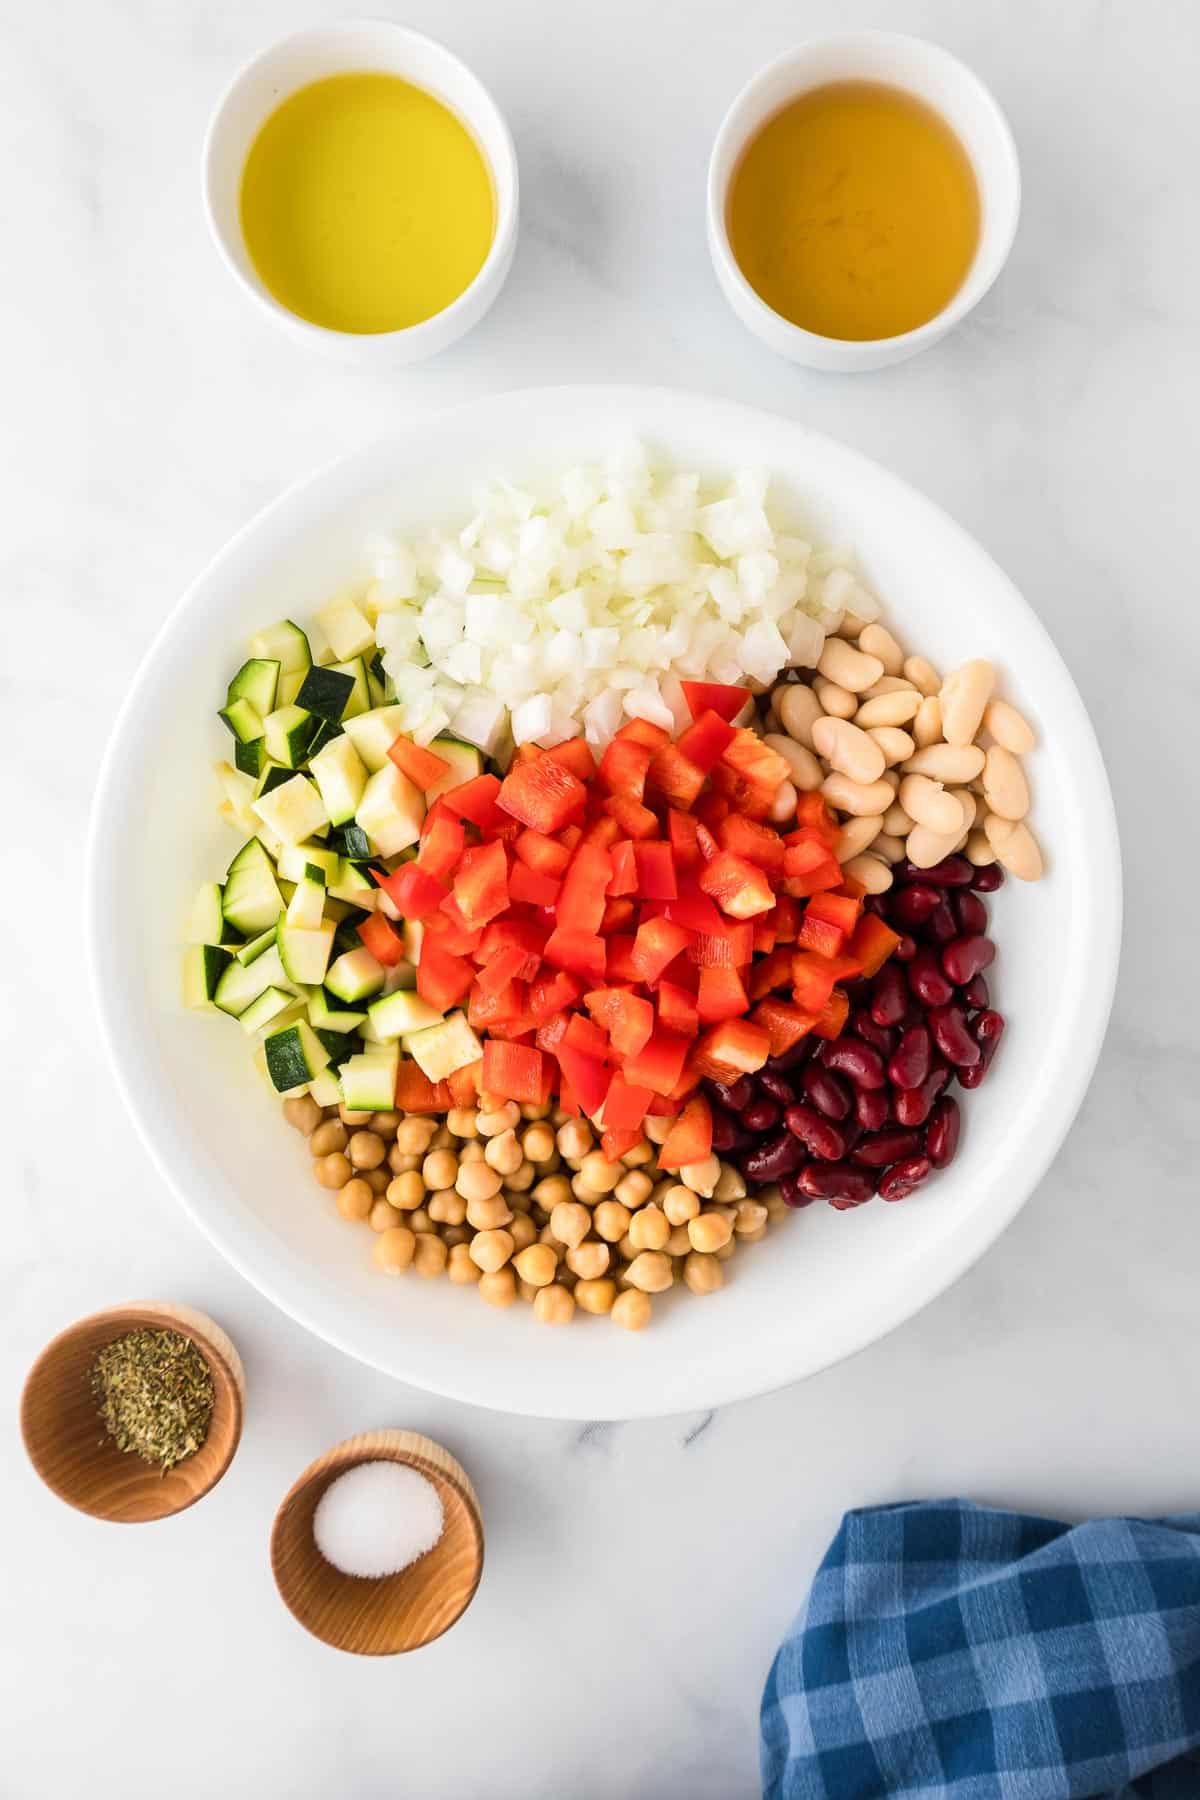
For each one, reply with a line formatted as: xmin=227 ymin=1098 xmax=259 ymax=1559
xmin=5 ymin=1 xmax=1197 ymax=1794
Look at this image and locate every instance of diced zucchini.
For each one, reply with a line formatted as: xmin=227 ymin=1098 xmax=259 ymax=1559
xmin=186 ymin=882 xmax=237 ymax=946
xmin=214 ymin=944 xmax=290 ymax=1016
xmin=277 ymin=843 xmax=341 ymax=883
xmin=277 ymin=669 xmax=308 ymax=707
xmin=316 ymin=593 xmax=375 ymax=661
xmin=255 ymin=821 xmax=286 ymax=862
xmin=310 ymin=733 xmax=368 ymax=827
xmin=307 ymin=1068 xmax=342 ymax=1108
xmin=253 ymin=773 xmax=329 ymax=847
xmin=295 ymin=664 xmax=356 ymax=724
xmin=219 ymin=696 xmax=264 ymax=744
xmin=234 ymin=921 xmax=279 ymax=966
xmin=401 ymin=919 xmax=425 ymax=963
xmin=306 ymin=719 xmax=344 ymax=758
xmin=235 ymin=736 xmax=265 ymax=778
xmin=277 ymin=922 xmax=335 ymax=985
xmin=339 ymin=1044 xmax=400 ymax=1112
xmin=325 ymin=945 xmax=386 ymax=1002
xmin=405 ymin=1010 xmax=481 ymax=1081
xmin=286 ymin=870 xmax=326 ymax=930
xmin=257 ymin=764 xmax=295 ymax=798
xmin=249 ymin=620 xmax=312 ymax=676
xmin=308 ymin=989 xmax=366 ymax=1033
xmin=367 ymin=989 xmax=444 ymax=1040
xmin=342 ymin=705 xmax=408 ymax=772
xmin=227 ymin=657 xmax=280 ymax=717
xmin=330 ymin=822 xmax=373 ymax=860
xmin=314 ymin=1028 xmax=362 ymax=1068
xmin=238 ymin=985 xmax=297 ymax=1035
xmin=182 ymin=944 xmax=229 ymax=1008
xmin=329 ymin=657 xmax=370 ymax=719
xmin=326 ymin=859 xmax=377 ymax=909
xmin=386 ymin=960 xmax=417 ymax=991
xmin=356 ymin=764 xmax=424 ymax=857
xmin=216 ymin=761 xmax=259 ymax=832
xmin=322 ymin=897 xmax=354 ymax=923
xmin=425 ymin=736 xmax=483 ymax=803
xmin=262 ymin=1019 xmax=330 ymax=1092
xmin=367 ymin=651 xmax=393 ymax=708
xmin=222 ymin=840 xmax=283 ymax=935
xmin=263 ymin=704 xmax=316 ymax=769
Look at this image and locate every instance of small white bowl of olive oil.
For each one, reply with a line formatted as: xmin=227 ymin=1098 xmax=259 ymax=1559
xmin=707 ymin=32 xmax=1020 ymax=372
xmin=203 ymin=22 xmax=518 ymax=363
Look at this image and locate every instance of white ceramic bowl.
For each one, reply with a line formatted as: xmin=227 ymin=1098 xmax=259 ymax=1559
xmin=86 ymin=387 xmax=1119 ymax=1420
xmin=202 ymin=22 xmax=518 ymax=364
xmin=707 ymin=33 xmax=1021 ymax=372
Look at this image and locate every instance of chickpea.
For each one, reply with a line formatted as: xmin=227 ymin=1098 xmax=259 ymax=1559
xmin=387 ymin=1171 xmax=426 ymax=1212
xmin=760 ymin=1182 xmax=789 ymax=1221
xmin=369 ymin=1199 xmax=401 ymax=1233
xmin=372 ymin=1226 xmax=415 ymax=1274
xmin=684 ymin=1251 xmax=724 ymax=1295
xmin=423 ymin=1148 xmax=459 ymax=1191
xmin=428 ymin=1190 xmax=467 ymax=1226
xmin=505 ymin=1159 xmax=536 ymax=1192
xmin=593 ymin=1200 xmax=631 ymax=1244
xmin=624 ymin=1251 xmax=673 ymax=1294
xmin=466 ymin=1194 xmax=513 ymax=1231
xmin=534 ymin=1174 xmax=573 ymax=1210
xmin=689 ymin=1211 xmax=733 ymax=1254
xmin=556 ymin=1119 xmax=594 ymax=1161
xmin=680 ymin=1155 xmax=721 ymax=1198
xmin=714 ymin=1237 xmax=738 ymax=1262
xmin=566 ymin=1240 xmax=610 ymax=1281
xmin=470 ymin=1229 xmax=515 ymax=1274
xmin=517 ymin=1279 xmax=538 ymax=1304
xmin=739 ymin=1224 xmax=768 ymax=1244
xmin=549 ymin=1201 xmax=591 ymax=1248
xmin=456 ymin=1160 xmax=503 ymax=1204
xmin=574 ymin=1277 xmax=616 ymax=1316
xmin=614 ymin=1169 xmax=653 ymax=1209
xmin=663 ymin=1184 xmax=700 ymax=1227
xmin=347 ymin=1130 xmax=386 ymax=1171
xmin=395 ymin=1116 xmax=438 ymax=1156
xmin=551 ymin=1107 xmax=571 ymax=1127
xmin=406 ymin=1234 xmax=444 ymax=1278
xmin=428 ymin=1124 xmax=454 ymax=1150
xmin=612 ymin=1289 xmax=652 ymax=1332
xmin=364 ymin=1168 xmax=390 ymax=1195
xmin=628 ymin=1204 xmax=670 ymax=1253
xmin=666 ymin=1224 xmax=693 ymax=1257
xmin=507 ymin=1213 xmax=536 ymax=1252
xmin=388 ymin=1145 xmax=421 ymax=1175
xmin=642 ymin=1114 xmax=671 ymax=1145
xmin=505 ymin=1187 xmax=532 ymax=1213
xmin=620 ymin=1140 xmax=654 ymax=1167
xmin=283 ymin=1094 xmax=322 ymax=1134
xmin=514 ymin=1243 xmax=558 ymax=1288
xmin=556 ymin=1267 xmax=577 ymax=1292
xmin=478 ymin=1102 xmax=521 ymax=1137
xmin=538 ymin=1222 xmax=560 ymax=1246
xmin=336 ymin=1109 xmax=369 ymax=1132
xmin=485 ymin=1129 xmax=524 ymax=1176
xmin=522 ymin=1122 xmax=556 ymax=1163
xmin=458 ymin=1139 xmax=485 ymax=1164
xmin=578 ymin=1151 xmax=622 ymax=1194
xmin=478 ymin=1267 xmax=517 ymax=1308
xmin=521 ymin=1097 xmax=553 ymax=1120
xmin=447 ymin=1242 xmax=480 ymax=1285
xmin=313 ymin=1152 xmax=352 ymax=1190
xmin=713 ymin=1164 xmax=747 ymax=1204
xmin=409 ymin=1207 xmax=433 ymax=1235
xmin=310 ymin=1120 xmax=348 ymax=1157
xmin=735 ymin=1199 xmax=769 ymax=1235
xmin=534 ymin=1284 xmax=575 ymax=1325
xmin=443 ymin=1225 xmax=470 ymax=1248
xmin=370 ymin=1110 xmax=401 ymax=1140
xmin=447 ymin=1106 xmax=479 ymax=1138
xmin=617 ymin=1232 xmax=637 ymax=1262
xmin=336 ymin=1177 xmax=374 ymax=1222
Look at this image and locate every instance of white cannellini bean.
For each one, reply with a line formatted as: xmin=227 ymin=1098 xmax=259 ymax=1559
xmin=905 ymin=822 xmax=967 ymax=869
xmin=903 ymin=655 xmax=941 ymax=697
xmin=982 ymin=745 xmax=1030 ymax=821
xmin=817 ymin=637 xmax=885 ymax=694
xmin=898 ymin=774 xmax=963 ymax=835
xmin=777 ymin=684 xmax=822 ymax=749
xmin=902 ymin=743 xmax=987 ymax=783
xmin=872 ymin=832 xmax=906 ymax=862
xmin=912 ymin=695 xmax=943 ymax=748
xmin=763 ymin=732 xmax=823 ymax=790
xmin=854 ymin=689 xmax=921 ymax=729
xmin=811 ymin=715 xmax=887 ymax=784
xmin=768 ymin=780 xmax=798 ymax=823
xmin=953 ymin=789 xmax=978 ymax=831
xmin=835 ymin=815 xmax=883 ymax=862
xmin=857 ymin=623 xmax=904 ymax=675
xmin=984 ymin=814 xmax=1044 ymax=881
xmin=881 ymin=800 xmax=914 ymax=837
xmin=860 ymin=675 xmax=915 ymax=699
xmin=867 ymin=726 xmax=915 ymax=766
xmin=965 ymin=827 xmax=997 ymax=867
xmin=836 ymin=610 xmax=873 ymax=639
xmin=842 ymin=853 xmax=893 ymax=893
xmin=983 ymin=697 xmax=1037 ymax=755
xmin=812 ymin=676 xmax=857 ymax=719
xmin=939 ymin=659 xmax=996 ymax=747
xmin=820 ymin=772 xmax=894 ymax=816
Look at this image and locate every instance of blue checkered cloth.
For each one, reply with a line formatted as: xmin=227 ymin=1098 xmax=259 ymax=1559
xmin=761 ymin=1501 xmax=1200 ymax=1799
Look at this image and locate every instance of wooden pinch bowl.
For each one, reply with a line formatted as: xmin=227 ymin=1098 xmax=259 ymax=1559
xmin=271 ymin=1429 xmax=484 ymax=1655
xmin=20 ymin=1301 xmax=245 ymax=1523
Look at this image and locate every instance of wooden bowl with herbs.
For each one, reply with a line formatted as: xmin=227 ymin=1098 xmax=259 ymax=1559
xmin=20 ymin=1301 xmax=244 ymax=1523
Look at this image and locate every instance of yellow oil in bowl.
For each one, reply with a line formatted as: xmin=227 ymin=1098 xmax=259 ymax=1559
xmin=239 ymin=72 xmax=495 ymax=335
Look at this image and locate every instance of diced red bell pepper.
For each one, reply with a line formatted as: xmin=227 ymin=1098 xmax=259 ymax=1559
xmin=376 ymin=862 xmax=448 ymax=921
xmin=783 ymin=832 xmax=834 ymax=877
xmin=696 ymin=822 xmax=720 ymax=862
xmin=446 ymin=1061 xmax=481 ymax=1108
xmin=387 ymin=733 xmax=451 ymax=791
xmin=580 ymin=814 xmax=623 ymax=849
xmin=752 ymin=998 xmax=817 ymax=1058
xmin=357 ymin=913 xmax=405 ymax=966
xmin=793 ymin=791 xmax=840 ymax=847
xmin=478 ymin=916 xmax=547 ymax=959
xmin=441 ymin=773 xmax=505 ymax=830
xmin=564 ymin=1012 xmax=609 ymax=1061
xmin=806 ymin=891 xmax=863 ymax=938
xmin=657 ymin=980 xmax=700 ymax=1038
xmin=468 ymin=978 xmax=527 ymax=1028
xmin=647 ymin=743 xmax=706 ymax=810
xmin=783 ymin=855 xmax=844 ymax=898
xmin=752 ymin=916 xmax=778 ymax=955
xmin=558 ymin=843 xmax=612 ymax=934
xmin=597 ymin=735 xmax=654 ymax=799
xmin=694 ymin=789 xmax=731 ymax=829
xmin=696 ymin=964 xmax=749 ymax=1025
xmin=497 ymin=755 xmax=587 ymax=834
xmin=559 ymin=825 xmax=582 ymax=851
xmin=429 ymin=914 xmax=484 ymax=958
xmin=394 ymin=1060 xmax=452 ymax=1113
xmin=676 ymin=708 xmax=736 ymax=773
xmin=556 ymin=1042 xmax=609 ymax=1117
xmin=601 ymin=1125 xmax=645 ymax=1160
xmin=607 ymin=839 xmax=639 ymax=896
xmin=629 ymin=916 xmax=692 ymax=985
xmin=606 ymin=935 xmax=640 ymax=983
xmin=847 ymin=913 xmax=902 ymax=977
xmin=508 ymin=861 xmax=561 ymax=907
xmin=601 ymin=897 xmax=636 ymax=933
xmin=546 ymin=737 xmax=596 ymax=781
xmin=614 ymin=717 xmax=671 ymax=752
xmin=475 ymin=943 xmax=529 ymax=997
xmin=656 ymin=1093 xmax=713 ymax=1169
xmin=514 ymin=828 xmax=572 ymax=877
xmin=720 ymin=728 xmax=792 ymax=801
xmin=634 ymin=840 xmax=678 ymax=900
xmin=698 ymin=851 xmax=775 ymax=920
xmin=624 ymin=1027 xmax=690 ymax=1097
xmin=679 ymin=680 xmax=751 ymax=725
xmin=482 ymin=1040 xmax=547 ymax=1105
xmin=811 ymin=986 xmax=850 ymax=1041
xmin=511 ymin=743 xmax=541 ymax=765
xmin=556 ymin=1072 xmax=581 ymax=1117
xmin=790 ymin=950 xmax=839 ymax=1013
xmin=689 ymin=1018 xmax=771 ymax=1079
xmin=664 ymin=877 xmax=725 ymax=935
xmin=585 ymin=987 xmax=654 ymax=1057
xmin=747 ymin=946 xmax=794 ymax=1001
xmin=687 ymin=921 xmax=754 ymax=968
xmin=604 ymin=793 xmax=660 ymax=839
xmin=715 ymin=814 xmax=786 ymax=873
xmin=839 ymin=874 xmax=867 ymax=902
xmin=770 ymin=895 xmax=802 ymax=942
xmin=543 ymin=928 xmax=607 ymax=986
xmin=534 ymin=1010 xmax=571 ymax=1054
xmin=529 ymin=970 xmax=582 ymax=1021
xmin=667 ymin=808 xmax=701 ymax=872
xmin=600 ymin=1073 xmax=654 ymax=1131
xmin=797 ymin=912 xmax=846 ymax=959
xmin=417 ymin=814 xmax=466 ymax=881
xmin=453 ymin=839 xmax=510 ymax=926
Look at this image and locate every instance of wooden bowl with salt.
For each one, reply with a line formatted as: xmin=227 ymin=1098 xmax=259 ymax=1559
xmin=20 ymin=1301 xmax=244 ymax=1523
xmin=271 ymin=1429 xmax=484 ymax=1654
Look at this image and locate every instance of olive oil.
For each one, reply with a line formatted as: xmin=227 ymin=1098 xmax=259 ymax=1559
xmin=728 ymin=81 xmax=980 ymax=342
xmin=240 ymin=73 xmax=495 ymax=335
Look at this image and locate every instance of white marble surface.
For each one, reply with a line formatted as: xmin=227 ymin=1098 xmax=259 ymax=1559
xmin=4 ymin=1 xmax=1198 ymax=1794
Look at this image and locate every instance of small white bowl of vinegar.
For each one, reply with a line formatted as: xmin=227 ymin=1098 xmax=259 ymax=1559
xmin=707 ymin=33 xmax=1020 ymax=372
xmin=203 ymin=22 xmax=519 ymax=364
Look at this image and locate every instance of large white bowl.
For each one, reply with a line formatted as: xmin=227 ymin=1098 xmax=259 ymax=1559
xmin=87 ymin=387 xmax=1120 ymax=1420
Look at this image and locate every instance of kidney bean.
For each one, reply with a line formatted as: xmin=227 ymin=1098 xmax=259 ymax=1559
xmin=958 ymin=1010 xmax=1006 ymax=1089
xmin=743 ymin=1132 xmax=805 ymax=1184
xmin=923 ymin=901 xmax=958 ymax=946
xmin=709 ymin=1076 xmax=753 ymax=1111
xmin=887 ymin=883 xmax=942 ymax=930
xmin=709 ymin=1107 xmax=739 ymax=1152
xmin=969 ymin=862 xmax=1005 ymax=893
xmin=779 ymin=1172 xmax=814 ymax=1208
xmin=975 ymin=1009 xmax=1005 ymax=1047
xmin=801 ymin=1063 xmax=853 ymax=1120
xmin=894 ymin=855 xmax=973 ymax=888
xmin=953 ymin=889 xmax=989 ymax=935
xmin=795 ymin=1162 xmax=876 ymax=1207
xmin=742 ymin=1099 xmax=780 ymax=1132
xmin=961 ymin=972 xmax=990 ymax=1010
xmin=863 ymin=894 xmax=888 ymax=916
xmin=925 ymin=1096 xmax=961 ymax=1168
xmin=767 ymin=1042 xmax=812 ymax=1073
xmin=942 ymin=934 xmax=996 ymax=986
xmin=894 ymin=1066 xmax=952 ymax=1127
xmin=756 ymin=1068 xmax=795 ymax=1107
xmin=821 ymin=1038 xmax=887 ymax=1090
xmin=850 ymin=1009 xmax=897 ymax=1058
xmin=851 ymin=1128 xmax=923 ymax=1168
xmin=840 ymin=1118 xmax=864 ymax=1155
xmin=928 ymin=1003 xmax=982 ymax=1068
xmin=870 ymin=963 xmax=910 ymax=1026
xmin=855 ymin=1086 xmax=891 ymax=1131
xmin=893 ymin=934 xmax=918 ymax=962
xmin=842 ymin=976 xmax=871 ymax=1007
xmin=907 ymin=949 xmax=955 ymax=1008
xmin=878 ymin=1156 xmax=933 ymax=1201
xmin=888 ymin=1024 xmax=931 ymax=1090
xmin=784 ymin=1103 xmax=846 ymax=1161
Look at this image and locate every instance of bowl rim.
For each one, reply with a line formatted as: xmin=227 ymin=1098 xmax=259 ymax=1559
xmin=201 ymin=18 xmax=520 ymax=351
xmin=706 ymin=30 xmax=1022 ymax=360
xmin=84 ymin=384 xmax=1122 ymax=1419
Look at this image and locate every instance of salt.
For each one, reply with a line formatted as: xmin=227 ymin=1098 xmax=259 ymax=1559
xmin=313 ymin=1460 xmax=444 ymax=1579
